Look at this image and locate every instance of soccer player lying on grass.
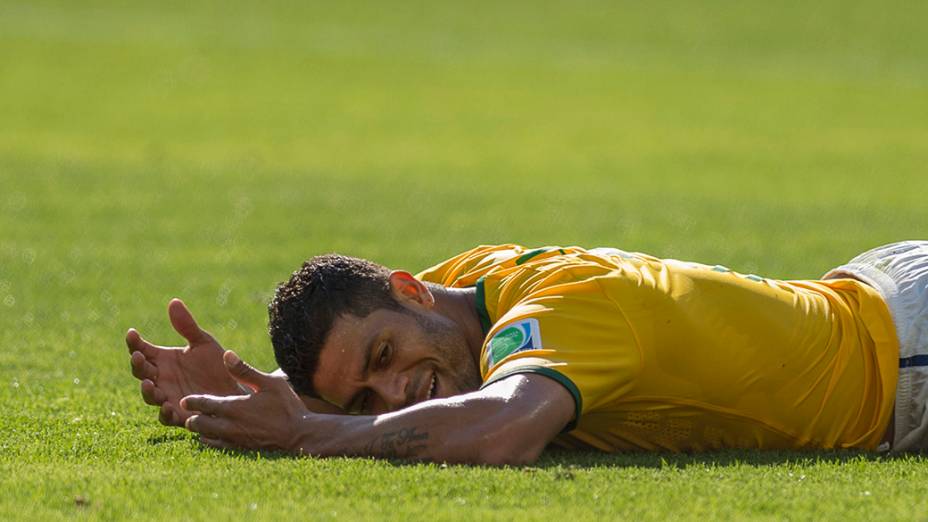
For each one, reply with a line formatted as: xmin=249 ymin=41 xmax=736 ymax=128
xmin=126 ymin=242 xmax=928 ymax=464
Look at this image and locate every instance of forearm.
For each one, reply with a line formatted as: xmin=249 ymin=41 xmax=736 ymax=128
xmin=303 ymin=396 xmax=514 ymax=464
xmin=183 ymin=371 xmax=573 ymax=465
xmin=295 ymin=379 xmax=566 ymax=465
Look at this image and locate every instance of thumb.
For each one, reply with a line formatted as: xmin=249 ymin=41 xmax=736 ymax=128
xmin=224 ymin=351 xmax=272 ymax=392
xmin=169 ymin=298 xmax=211 ymax=346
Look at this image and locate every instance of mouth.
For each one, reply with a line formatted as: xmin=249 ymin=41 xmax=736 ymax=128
xmin=425 ymin=372 xmax=438 ymax=401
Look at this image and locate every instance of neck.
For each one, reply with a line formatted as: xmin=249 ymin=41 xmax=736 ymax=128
xmin=430 ymin=285 xmax=485 ymax=365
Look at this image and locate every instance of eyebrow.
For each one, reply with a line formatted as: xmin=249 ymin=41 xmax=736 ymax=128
xmin=343 ymin=331 xmax=378 ymax=412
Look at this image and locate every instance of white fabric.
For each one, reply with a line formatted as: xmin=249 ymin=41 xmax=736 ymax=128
xmin=588 ymin=247 xmax=635 ymax=259
xmin=823 ymin=241 xmax=928 ymax=451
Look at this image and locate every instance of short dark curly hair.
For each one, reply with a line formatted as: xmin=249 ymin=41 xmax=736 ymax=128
xmin=268 ymin=254 xmax=402 ymax=399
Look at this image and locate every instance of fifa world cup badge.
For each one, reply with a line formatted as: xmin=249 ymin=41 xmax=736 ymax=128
xmin=485 ymin=318 xmax=543 ymax=367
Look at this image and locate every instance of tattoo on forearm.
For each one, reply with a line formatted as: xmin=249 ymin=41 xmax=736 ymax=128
xmin=363 ymin=427 xmax=430 ymax=459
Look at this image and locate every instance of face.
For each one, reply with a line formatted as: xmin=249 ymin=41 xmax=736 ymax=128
xmin=312 ymin=307 xmax=482 ymax=415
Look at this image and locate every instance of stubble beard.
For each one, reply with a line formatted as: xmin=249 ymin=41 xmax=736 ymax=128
xmin=414 ymin=312 xmax=482 ymax=395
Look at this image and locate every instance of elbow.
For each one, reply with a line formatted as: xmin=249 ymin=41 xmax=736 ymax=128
xmin=475 ymin=435 xmax=546 ymax=467
xmin=447 ymin=418 xmax=547 ymax=466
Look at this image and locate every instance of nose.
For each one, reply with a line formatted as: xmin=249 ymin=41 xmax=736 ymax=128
xmin=371 ymin=372 xmax=409 ymax=412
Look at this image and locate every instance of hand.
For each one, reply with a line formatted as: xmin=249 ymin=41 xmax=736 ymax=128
xmin=126 ymin=299 xmax=247 ymax=427
xmin=182 ymin=351 xmax=311 ymax=452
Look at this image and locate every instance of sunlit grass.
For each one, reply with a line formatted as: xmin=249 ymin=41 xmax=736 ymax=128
xmin=1 ymin=0 xmax=927 ymax=519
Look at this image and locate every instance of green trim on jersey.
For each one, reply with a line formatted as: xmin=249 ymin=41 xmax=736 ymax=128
xmin=474 ymin=276 xmax=492 ymax=336
xmin=516 ymin=247 xmax=552 ymax=265
xmin=481 ymin=365 xmax=582 ymax=433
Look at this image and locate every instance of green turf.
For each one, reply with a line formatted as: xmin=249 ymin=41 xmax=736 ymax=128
xmin=2 ymin=0 xmax=927 ymax=519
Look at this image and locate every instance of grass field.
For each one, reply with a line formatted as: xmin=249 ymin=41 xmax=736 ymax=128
xmin=2 ymin=0 xmax=928 ymax=519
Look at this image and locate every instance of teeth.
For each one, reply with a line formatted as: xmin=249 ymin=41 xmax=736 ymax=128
xmin=428 ymin=374 xmax=437 ymax=400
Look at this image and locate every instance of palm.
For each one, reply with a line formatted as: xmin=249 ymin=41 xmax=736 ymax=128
xmin=152 ymin=339 xmax=245 ymax=415
xmin=127 ymin=299 xmax=246 ymax=426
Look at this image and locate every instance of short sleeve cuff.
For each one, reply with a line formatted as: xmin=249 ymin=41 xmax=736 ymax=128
xmin=480 ymin=365 xmax=583 ymax=433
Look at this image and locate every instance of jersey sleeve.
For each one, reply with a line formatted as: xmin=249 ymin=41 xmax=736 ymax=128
xmin=478 ymin=281 xmax=641 ymax=431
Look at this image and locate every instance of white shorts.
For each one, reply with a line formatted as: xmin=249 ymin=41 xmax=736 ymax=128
xmin=823 ymin=241 xmax=928 ymax=451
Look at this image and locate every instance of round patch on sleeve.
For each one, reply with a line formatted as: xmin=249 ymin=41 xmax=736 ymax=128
xmin=486 ymin=318 xmax=543 ymax=367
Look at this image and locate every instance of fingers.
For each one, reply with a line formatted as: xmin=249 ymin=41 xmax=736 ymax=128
xmin=140 ymin=380 xmax=183 ymax=426
xmin=140 ymin=379 xmax=167 ymax=406
xmin=224 ymin=351 xmax=273 ymax=392
xmin=185 ymin=414 xmax=236 ymax=440
xmin=130 ymin=351 xmax=158 ymax=381
xmin=199 ymin=436 xmax=236 ymax=450
xmin=168 ymin=298 xmax=212 ymax=345
xmin=181 ymin=394 xmax=229 ymax=416
xmin=125 ymin=328 xmax=159 ymax=359
xmin=159 ymin=403 xmax=183 ymax=427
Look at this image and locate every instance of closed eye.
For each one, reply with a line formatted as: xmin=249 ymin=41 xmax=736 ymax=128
xmin=377 ymin=343 xmax=391 ymax=368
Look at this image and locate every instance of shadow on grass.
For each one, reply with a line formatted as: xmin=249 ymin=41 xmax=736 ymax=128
xmin=533 ymin=447 xmax=926 ymax=470
xmin=181 ymin=439 xmax=928 ymax=470
xmin=156 ymin=417 xmax=925 ymax=469
xmin=191 ymin=443 xmax=293 ymax=461
xmin=146 ymin=433 xmax=192 ymax=445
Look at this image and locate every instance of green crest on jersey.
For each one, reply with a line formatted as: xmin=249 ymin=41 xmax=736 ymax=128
xmin=486 ymin=318 xmax=542 ymax=367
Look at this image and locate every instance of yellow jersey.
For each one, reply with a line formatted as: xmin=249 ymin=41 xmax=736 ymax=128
xmin=416 ymin=245 xmax=899 ymax=452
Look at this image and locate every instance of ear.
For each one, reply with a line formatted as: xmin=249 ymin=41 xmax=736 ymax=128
xmin=388 ymin=271 xmax=435 ymax=310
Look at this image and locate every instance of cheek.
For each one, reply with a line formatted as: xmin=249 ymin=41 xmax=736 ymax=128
xmin=399 ymin=323 xmax=435 ymax=356
xmin=398 ymin=313 xmax=462 ymax=367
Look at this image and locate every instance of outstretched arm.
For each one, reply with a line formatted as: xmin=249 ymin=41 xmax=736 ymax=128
xmin=183 ymin=352 xmax=574 ymax=465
